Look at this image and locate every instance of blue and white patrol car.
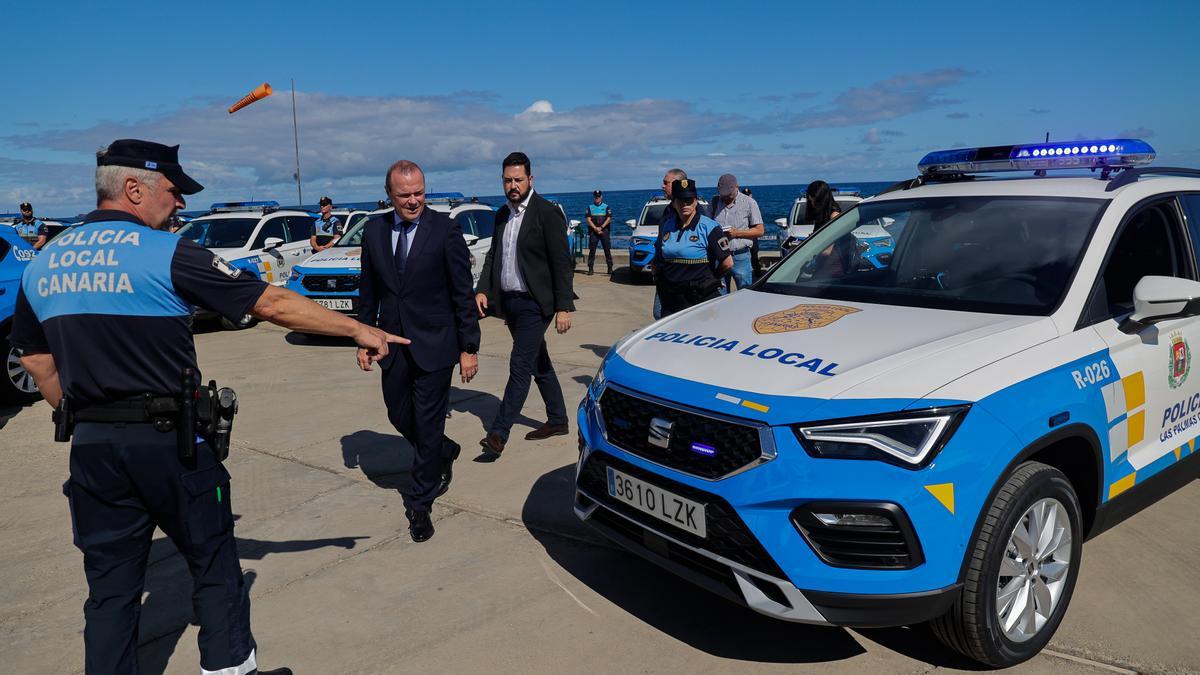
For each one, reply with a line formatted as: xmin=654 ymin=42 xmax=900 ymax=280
xmin=626 ymin=196 xmax=708 ymax=281
xmin=287 ymin=194 xmax=495 ymax=314
xmin=577 ymin=139 xmax=1200 ymax=667
xmin=0 ymin=227 xmax=40 ymax=402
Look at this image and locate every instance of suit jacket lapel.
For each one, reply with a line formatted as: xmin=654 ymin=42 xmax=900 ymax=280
xmin=516 ymin=193 xmax=538 ymax=252
xmin=375 ymin=216 xmax=402 ymax=293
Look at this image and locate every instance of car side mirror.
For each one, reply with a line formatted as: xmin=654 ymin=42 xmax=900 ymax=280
xmin=1120 ymin=275 xmax=1200 ymax=333
xmin=463 ymin=234 xmax=479 ymax=246
xmin=263 ymin=237 xmax=284 ymax=250
xmin=625 ymin=219 xmax=636 ymax=228
xmin=774 ymin=217 xmax=787 ymax=229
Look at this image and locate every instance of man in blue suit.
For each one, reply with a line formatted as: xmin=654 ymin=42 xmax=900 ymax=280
xmin=356 ymin=160 xmax=481 ymax=541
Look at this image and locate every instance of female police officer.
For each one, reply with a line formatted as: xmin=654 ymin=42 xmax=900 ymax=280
xmin=11 ymin=139 xmax=406 ymax=675
xmin=652 ymin=178 xmax=733 ymax=316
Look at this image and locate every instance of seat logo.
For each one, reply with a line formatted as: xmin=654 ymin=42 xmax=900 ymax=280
xmin=326 ymin=278 xmax=338 ymax=289
xmin=648 ymin=417 xmax=673 ymax=449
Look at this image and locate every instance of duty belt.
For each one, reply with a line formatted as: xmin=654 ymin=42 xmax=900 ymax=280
xmin=69 ymin=395 xmax=182 ymax=424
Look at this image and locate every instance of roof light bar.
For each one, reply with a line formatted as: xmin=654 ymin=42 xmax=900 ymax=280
xmin=209 ymin=200 xmax=280 ymax=213
xmin=918 ymin=139 xmax=1155 ymax=176
xmin=424 ymin=192 xmax=466 ymax=202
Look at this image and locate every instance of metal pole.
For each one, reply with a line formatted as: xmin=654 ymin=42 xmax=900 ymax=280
xmin=291 ymin=78 xmax=302 ymax=205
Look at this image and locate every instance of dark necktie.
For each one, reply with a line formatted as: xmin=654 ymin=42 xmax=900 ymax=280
xmin=394 ymin=221 xmax=411 ymax=275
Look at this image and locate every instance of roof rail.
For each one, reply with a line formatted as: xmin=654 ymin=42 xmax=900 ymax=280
xmin=1105 ymin=167 xmax=1200 ymax=192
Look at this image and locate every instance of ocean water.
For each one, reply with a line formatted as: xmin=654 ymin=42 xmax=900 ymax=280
xmin=288 ymin=180 xmax=898 ymax=252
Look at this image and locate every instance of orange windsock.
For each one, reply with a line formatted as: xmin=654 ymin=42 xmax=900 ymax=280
xmin=228 ymin=82 xmax=273 ymax=114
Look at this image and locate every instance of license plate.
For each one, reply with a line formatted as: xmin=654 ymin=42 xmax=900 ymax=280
xmin=315 ymin=298 xmax=353 ymax=310
xmin=606 ymin=467 xmax=706 ymax=538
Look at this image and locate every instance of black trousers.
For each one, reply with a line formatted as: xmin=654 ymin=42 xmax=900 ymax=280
xmin=587 ymin=228 xmax=612 ymax=268
xmin=657 ymin=277 xmax=722 ymax=316
xmin=489 ymin=293 xmax=568 ymax=440
xmin=381 ymin=347 xmax=456 ymax=512
xmin=65 ymin=423 xmax=254 ymax=675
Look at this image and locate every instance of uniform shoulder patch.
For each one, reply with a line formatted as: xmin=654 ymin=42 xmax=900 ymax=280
xmin=212 ymin=255 xmax=242 ymax=279
xmin=717 ymin=236 xmax=730 ymax=251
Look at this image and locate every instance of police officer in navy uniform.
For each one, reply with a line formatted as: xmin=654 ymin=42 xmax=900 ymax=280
xmin=652 ymin=178 xmax=733 ymax=316
xmin=309 ymin=195 xmax=342 ymax=252
xmin=585 ymin=189 xmax=612 ymax=275
xmin=11 ymin=139 xmax=407 ymax=675
xmin=14 ymin=201 xmax=43 ymax=246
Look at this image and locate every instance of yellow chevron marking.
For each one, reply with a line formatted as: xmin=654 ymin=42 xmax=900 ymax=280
xmin=1109 ymin=473 xmax=1137 ymax=499
xmin=1122 ymin=371 xmax=1145 ymax=411
xmin=1176 ymin=447 xmax=1182 ymax=461
xmin=1126 ymin=410 xmax=1145 ymax=447
xmin=925 ymin=483 xmax=955 ymax=515
xmin=741 ymin=400 xmax=769 ymax=413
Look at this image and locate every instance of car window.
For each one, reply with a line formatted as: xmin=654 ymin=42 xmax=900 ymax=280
xmin=1086 ymin=199 xmax=1191 ymax=322
xmin=470 ymin=210 xmax=494 ymax=238
xmin=252 ymin=217 xmax=286 ymax=249
xmin=762 ymin=196 xmax=1106 ymax=316
xmin=284 ymin=216 xmax=315 ymax=243
xmin=0 ymin=236 xmax=10 ymax=264
xmin=1179 ymin=195 xmax=1200 ymax=270
xmin=454 ymin=212 xmax=478 ymax=238
xmin=178 ymin=218 xmax=260 ymax=248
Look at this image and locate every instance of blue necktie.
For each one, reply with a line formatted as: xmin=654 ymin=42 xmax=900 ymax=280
xmin=394 ymin=222 xmax=411 ymax=275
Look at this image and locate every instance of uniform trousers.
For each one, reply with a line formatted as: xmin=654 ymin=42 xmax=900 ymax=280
xmin=489 ymin=292 xmax=568 ymax=440
xmin=656 ymin=277 xmax=722 ymax=316
xmin=65 ymin=423 xmax=255 ymax=675
xmin=587 ymin=228 xmax=612 ymax=269
xmin=381 ymin=346 xmax=457 ymax=513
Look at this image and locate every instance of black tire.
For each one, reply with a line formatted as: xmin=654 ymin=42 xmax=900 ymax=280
xmin=219 ymin=314 xmax=259 ymax=331
xmin=1 ymin=338 xmax=42 ymax=404
xmin=931 ymin=461 xmax=1083 ymax=667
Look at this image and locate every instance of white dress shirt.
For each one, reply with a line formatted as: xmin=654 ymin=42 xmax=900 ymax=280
xmin=500 ymin=192 xmax=532 ymax=292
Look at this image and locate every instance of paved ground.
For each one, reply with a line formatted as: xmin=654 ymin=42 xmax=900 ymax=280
xmin=2 ymin=257 xmax=1197 ymax=674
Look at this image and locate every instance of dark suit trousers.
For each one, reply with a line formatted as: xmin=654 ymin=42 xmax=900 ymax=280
xmin=489 ymin=293 xmax=568 ymax=439
xmin=381 ymin=347 xmax=456 ymax=512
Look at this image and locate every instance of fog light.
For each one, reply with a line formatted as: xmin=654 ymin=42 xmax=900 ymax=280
xmin=813 ymin=512 xmax=892 ymax=528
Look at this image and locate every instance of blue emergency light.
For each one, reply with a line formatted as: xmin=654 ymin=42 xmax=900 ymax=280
xmin=209 ymin=200 xmax=280 ymax=213
xmin=918 ymin=139 xmax=1155 ymax=176
xmin=424 ymin=192 xmax=466 ymax=202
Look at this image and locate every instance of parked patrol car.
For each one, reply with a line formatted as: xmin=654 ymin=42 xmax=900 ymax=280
xmin=576 ymin=139 xmax=1200 ymax=666
xmin=626 ymin=196 xmax=708 ymax=282
xmin=287 ymin=194 xmax=494 ymax=314
xmin=0 ymin=227 xmax=40 ymax=402
xmin=175 ymin=201 xmax=316 ymax=329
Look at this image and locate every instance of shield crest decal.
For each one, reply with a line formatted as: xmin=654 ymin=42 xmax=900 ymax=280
xmin=752 ymin=304 xmax=860 ymax=334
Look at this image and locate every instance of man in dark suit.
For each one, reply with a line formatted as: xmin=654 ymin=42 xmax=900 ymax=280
xmin=475 ymin=152 xmax=575 ymax=457
xmin=357 ymin=160 xmax=481 ymax=541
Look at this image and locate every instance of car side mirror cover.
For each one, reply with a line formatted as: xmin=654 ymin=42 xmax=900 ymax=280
xmin=774 ymin=217 xmax=787 ymax=228
xmin=1120 ymin=275 xmax=1200 ymax=333
xmin=625 ymin=219 xmax=636 ymax=227
xmin=463 ymin=234 xmax=480 ymax=246
xmin=263 ymin=237 xmax=284 ymax=249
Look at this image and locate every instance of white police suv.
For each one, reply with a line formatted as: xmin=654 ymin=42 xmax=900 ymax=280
xmin=288 ymin=194 xmax=495 ymax=314
xmin=576 ymin=139 xmax=1200 ymax=666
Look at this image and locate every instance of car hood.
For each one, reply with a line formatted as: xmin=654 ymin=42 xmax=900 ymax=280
xmin=297 ymin=247 xmax=362 ymax=270
xmin=614 ymin=290 xmax=1058 ymax=406
xmin=631 ymin=225 xmax=659 ymax=241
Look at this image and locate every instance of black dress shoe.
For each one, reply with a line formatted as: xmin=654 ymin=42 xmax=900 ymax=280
xmin=525 ymin=422 xmax=569 ymax=440
xmin=251 ymin=669 xmax=293 ymax=675
xmin=408 ymin=510 xmax=434 ymax=542
xmin=479 ymin=432 xmax=506 ymax=457
xmin=436 ymin=439 xmax=462 ymax=498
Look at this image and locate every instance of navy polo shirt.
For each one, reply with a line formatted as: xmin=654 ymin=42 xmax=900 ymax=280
xmin=653 ymin=211 xmax=730 ymax=284
xmin=10 ymin=209 xmax=269 ymax=405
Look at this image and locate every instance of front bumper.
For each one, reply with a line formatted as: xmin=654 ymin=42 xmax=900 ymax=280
xmin=574 ymin=446 xmax=960 ymax=626
xmin=629 ymin=245 xmax=655 ymax=273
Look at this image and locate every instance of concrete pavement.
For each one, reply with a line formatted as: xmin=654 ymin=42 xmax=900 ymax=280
xmin=1 ymin=258 xmax=1196 ymax=674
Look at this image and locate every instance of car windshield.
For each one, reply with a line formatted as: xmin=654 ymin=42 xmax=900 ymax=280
xmin=177 ymin=218 xmax=259 ymax=248
xmin=791 ymin=198 xmax=862 ymax=225
xmin=761 ymin=195 xmax=1107 ymax=315
xmin=640 ymin=203 xmax=670 ymax=227
xmin=331 ymin=213 xmax=370 ymax=246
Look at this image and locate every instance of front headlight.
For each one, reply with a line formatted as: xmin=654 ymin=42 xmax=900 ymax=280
xmin=793 ymin=405 xmax=969 ymax=468
xmin=631 ymin=237 xmax=649 ymax=246
xmin=589 ymin=361 xmax=607 ymax=400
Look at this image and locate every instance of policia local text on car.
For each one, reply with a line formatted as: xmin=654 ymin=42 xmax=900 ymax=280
xmin=11 ymin=139 xmax=407 ymax=675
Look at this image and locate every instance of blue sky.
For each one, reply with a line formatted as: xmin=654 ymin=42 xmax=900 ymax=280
xmin=4 ymin=0 xmax=1197 ymax=215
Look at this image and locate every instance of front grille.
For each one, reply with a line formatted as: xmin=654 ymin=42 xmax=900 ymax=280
xmin=599 ymin=387 xmax=764 ymax=479
xmin=578 ymin=452 xmax=785 ymax=578
xmin=302 ymin=274 xmax=360 ymax=292
xmin=790 ymin=503 xmax=923 ymax=570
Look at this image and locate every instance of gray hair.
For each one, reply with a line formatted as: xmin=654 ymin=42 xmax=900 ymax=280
xmin=664 ymin=167 xmax=687 ymax=181
xmin=385 ymin=160 xmax=424 ymax=193
xmin=95 ymin=148 xmax=161 ymax=204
